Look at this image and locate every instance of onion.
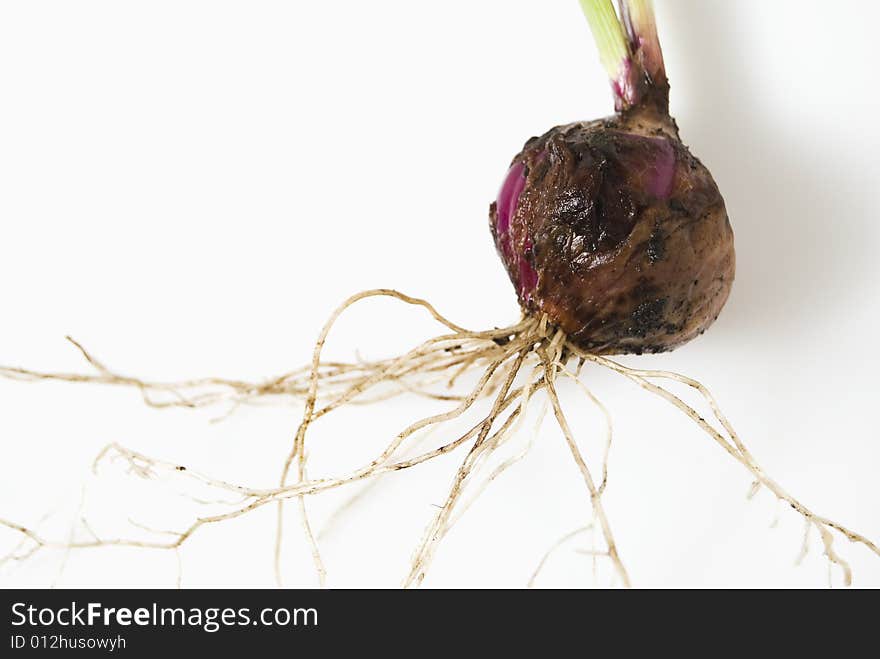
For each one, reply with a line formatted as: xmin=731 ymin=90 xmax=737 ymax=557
xmin=491 ymin=3 xmax=734 ymax=355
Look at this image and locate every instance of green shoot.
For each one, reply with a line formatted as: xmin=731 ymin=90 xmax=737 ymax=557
xmin=578 ymin=0 xmax=631 ymax=82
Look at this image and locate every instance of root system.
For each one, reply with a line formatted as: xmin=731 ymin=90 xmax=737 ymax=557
xmin=1 ymin=290 xmax=877 ymax=587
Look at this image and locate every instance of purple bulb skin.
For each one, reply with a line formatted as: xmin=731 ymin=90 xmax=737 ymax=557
xmin=489 ymin=112 xmax=735 ymax=355
xmin=493 ymin=161 xmax=537 ymax=304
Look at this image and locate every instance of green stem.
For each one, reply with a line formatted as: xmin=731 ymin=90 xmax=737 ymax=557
xmin=577 ymin=0 xmax=631 ymax=84
xmin=577 ymin=0 xmax=670 ymax=114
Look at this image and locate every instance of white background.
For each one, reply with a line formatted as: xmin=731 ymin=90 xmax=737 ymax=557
xmin=1 ymin=0 xmax=878 ymax=588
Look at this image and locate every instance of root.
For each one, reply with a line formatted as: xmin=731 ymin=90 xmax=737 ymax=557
xmin=403 ymin=349 xmax=533 ymax=587
xmin=448 ymin=375 xmax=549 ymax=530
xmin=2 ymin=288 xmax=878 ymax=588
xmin=528 ymin=525 xmax=593 ymax=588
xmin=0 ymin=336 xmax=480 ymax=414
xmin=539 ymin=337 xmax=631 ymax=588
xmin=272 ymin=289 xmax=536 ymax=585
xmin=316 ymin=427 xmax=440 ymax=544
xmin=572 ymin=347 xmax=880 ymax=586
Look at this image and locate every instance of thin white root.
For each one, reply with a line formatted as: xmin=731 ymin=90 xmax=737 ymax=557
xmin=555 ymin=362 xmax=614 ymax=496
xmin=540 ymin=344 xmax=632 ymax=588
xmin=528 ymin=525 xmax=593 ymax=588
xmin=0 ymin=336 xmax=487 ymax=413
xmin=273 ymin=289 xmax=535 ymax=586
xmin=316 ymin=427 xmax=440 ymax=543
xmin=403 ymin=349 xmax=534 ymax=588
xmin=576 ymin=348 xmax=880 ymax=586
xmin=448 ymin=381 xmax=548 ymax=530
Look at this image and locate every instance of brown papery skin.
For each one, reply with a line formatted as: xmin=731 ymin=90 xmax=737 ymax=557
xmin=490 ymin=106 xmax=735 ymax=355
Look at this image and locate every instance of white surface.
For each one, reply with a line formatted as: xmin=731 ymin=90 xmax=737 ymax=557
xmin=1 ymin=0 xmax=878 ymax=588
